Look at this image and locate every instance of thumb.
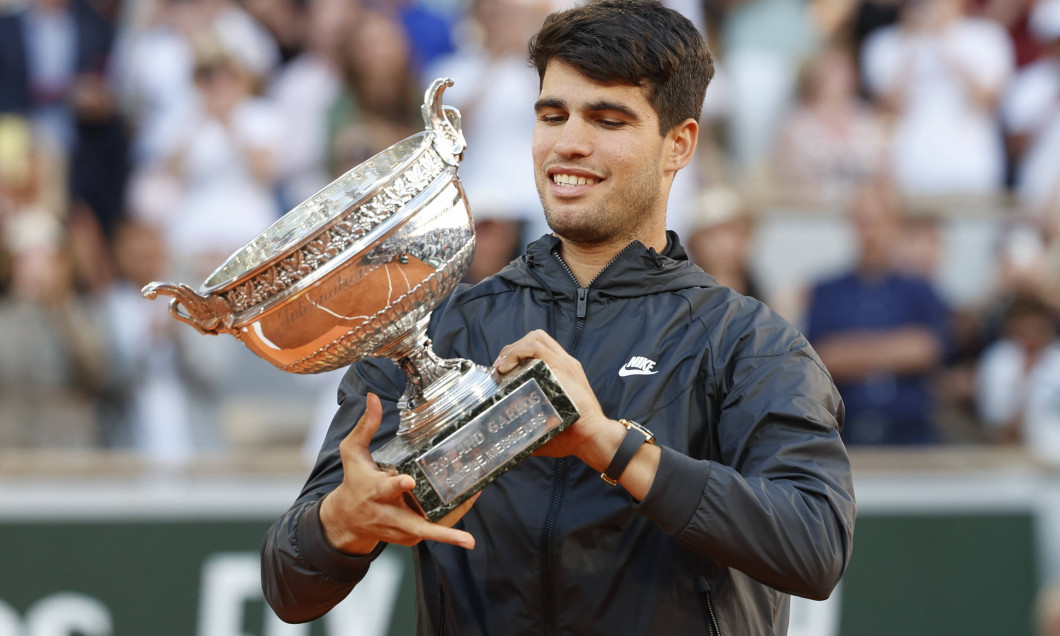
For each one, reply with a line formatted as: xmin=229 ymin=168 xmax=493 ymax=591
xmin=347 ymin=393 xmax=385 ymax=451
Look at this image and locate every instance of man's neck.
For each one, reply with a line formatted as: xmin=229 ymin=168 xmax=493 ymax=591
xmin=557 ymin=231 xmax=668 ymax=287
xmin=857 ymin=255 xmax=892 ymax=280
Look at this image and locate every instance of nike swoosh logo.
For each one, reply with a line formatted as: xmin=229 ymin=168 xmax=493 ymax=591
xmin=618 ymin=367 xmax=659 ymax=377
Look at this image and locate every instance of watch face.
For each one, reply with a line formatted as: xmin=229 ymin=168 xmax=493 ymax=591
xmin=624 ymin=420 xmax=655 ymax=444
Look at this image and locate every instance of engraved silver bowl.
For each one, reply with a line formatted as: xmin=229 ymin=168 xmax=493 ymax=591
xmin=143 ymin=79 xmax=499 ymax=439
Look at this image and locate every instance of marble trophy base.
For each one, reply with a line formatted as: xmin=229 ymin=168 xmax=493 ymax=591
xmin=372 ymin=359 xmax=578 ymax=522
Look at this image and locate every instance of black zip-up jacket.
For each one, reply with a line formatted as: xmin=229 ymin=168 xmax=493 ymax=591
xmin=262 ymin=232 xmax=857 ymax=635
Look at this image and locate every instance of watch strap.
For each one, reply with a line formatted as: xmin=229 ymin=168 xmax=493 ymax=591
xmin=601 ymin=419 xmax=655 ymax=486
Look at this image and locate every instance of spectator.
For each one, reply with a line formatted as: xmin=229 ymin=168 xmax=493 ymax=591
xmin=1003 ymin=0 xmax=1060 ymax=216
xmin=805 ymin=181 xmax=950 ymax=445
xmin=722 ymin=0 xmax=822 ymax=175
xmin=113 ymin=0 xmax=279 ymax=165
xmin=772 ymin=44 xmax=889 ymax=203
xmin=0 ymin=0 xmax=128 ymax=297
xmin=861 ymin=0 xmax=1015 ymax=196
xmin=975 ymin=294 xmax=1060 ymax=455
xmin=326 ymin=7 xmax=420 ymax=177
xmin=0 ymin=211 xmax=107 ymax=448
xmin=267 ymin=0 xmax=357 ymax=210
xmin=98 ymin=218 xmax=225 ymax=465
xmin=979 ymin=219 xmax=1058 ymax=339
xmin=892 ymin=211 xmax=943 ymax=279
xmin=0 ymin=0 xmax=128 ymax=236
xmin=0 ymin=114 xmax=66 ymax=231
xmin=685 ymin=185 xmax=764 ymax=300
xmin=156 ymin=37 xmax=284 ymax=274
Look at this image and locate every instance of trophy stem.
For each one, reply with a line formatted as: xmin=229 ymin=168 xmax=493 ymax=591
xmin=377 ymin=317 xmax=499 ymax=444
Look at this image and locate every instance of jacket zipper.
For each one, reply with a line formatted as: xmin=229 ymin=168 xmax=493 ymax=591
xmin=701 ymin=588 xmax=722 ymax=636
xmin=540 ymin=245 xmax=635 ymax=635
xmin=540 ymin=457 xmax=568 ymax=636
xmin=437 ymin=583 xmax=447 ymax=636
xmin=542 ymin=248 xmax=582 ymax=636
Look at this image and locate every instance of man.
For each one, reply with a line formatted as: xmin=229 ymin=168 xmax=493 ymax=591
xmin=860 ymin=0 xmax=1014 ymax=197
xmin=262 ymin=2 xmax=856 ymax=634
xmin=0 ymin=0 xmax=129 ymax=239
xmin=805 ymin=182 xmax=949 ymax=445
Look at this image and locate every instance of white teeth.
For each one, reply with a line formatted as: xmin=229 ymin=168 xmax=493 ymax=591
xmin=552 ymin=173 xmax=598 ymax=186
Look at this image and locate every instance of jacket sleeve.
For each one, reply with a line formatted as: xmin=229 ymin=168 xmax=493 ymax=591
xmin=635 ymin=333 xmax=856 ymax=601
xmin=261 ymin=358 xmax=406 ymax=623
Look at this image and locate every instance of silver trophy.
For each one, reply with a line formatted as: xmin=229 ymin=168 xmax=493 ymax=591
xmin=142 ymin=79 xmax=578 ymax=521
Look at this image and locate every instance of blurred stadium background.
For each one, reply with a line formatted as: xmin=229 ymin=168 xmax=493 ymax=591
xmin=2 ymin=0 xmax=1060 ymax=633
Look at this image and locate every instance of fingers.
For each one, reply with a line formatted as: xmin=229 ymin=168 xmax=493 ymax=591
xmin=411 ymin=517 xmax=476 ymax=550
xmin=493 ymin=329 xmax=564 ymax=374
xmin=338 ymin=393 xmax=386 ymax=469
xmin=348 ymin=392 xmax=383 ymax=448
xmin=374 ymin=486 xmax=479 ymax=549
xmin=437 ymin=491 xmax=481 ymax=528
xmin=408 ymin=492 xmax=481 ymax=549
xmin=376 ymin=472 xmax=416 ymax=500
xmin=358 ymin=489 xmax=477 ymax=550
xmin=328 ymin=392 xmax=479 ymax=551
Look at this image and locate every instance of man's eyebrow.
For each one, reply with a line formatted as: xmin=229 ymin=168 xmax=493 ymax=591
xmin=584 ymin=100 xmax=640 ymax=120
xmin=533 ymin=98 xmax=640 ymax=120
xmin=534 ymin=98 xmax=565 ymax=112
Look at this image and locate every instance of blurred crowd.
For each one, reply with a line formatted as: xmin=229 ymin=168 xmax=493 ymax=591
xmin=0 ymin=0 xmax=1059 ymax=467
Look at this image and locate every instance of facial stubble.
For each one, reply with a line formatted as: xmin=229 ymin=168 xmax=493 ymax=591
xmin=538 ymin=167 xmax=661 ymax=246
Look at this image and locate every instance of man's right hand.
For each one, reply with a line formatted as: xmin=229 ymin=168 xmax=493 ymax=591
xmin=318 ymin=393 xmax=478 ymax=555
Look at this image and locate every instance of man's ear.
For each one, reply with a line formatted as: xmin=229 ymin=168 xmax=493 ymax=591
xmin=663 ymin=118 xmax=699 ymax=173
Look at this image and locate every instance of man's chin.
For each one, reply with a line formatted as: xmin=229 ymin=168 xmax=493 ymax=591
xmin=545 ymin=222 xmax=610 ymax=245
xmin=543 ymin=203 xmax=625 ymax=245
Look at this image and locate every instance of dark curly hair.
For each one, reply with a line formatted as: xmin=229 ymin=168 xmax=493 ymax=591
xmin=527 ymin=0 xmax=714 ymax=135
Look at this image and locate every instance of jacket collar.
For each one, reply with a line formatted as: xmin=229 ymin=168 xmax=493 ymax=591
xmin=496 ymin=230 xmax=718 ymax=299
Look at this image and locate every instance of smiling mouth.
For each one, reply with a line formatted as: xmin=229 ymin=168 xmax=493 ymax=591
xmin=551 ymin=173 xmax=600 ymax=187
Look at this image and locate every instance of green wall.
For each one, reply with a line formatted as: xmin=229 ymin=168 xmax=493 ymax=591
xmin=839 ymin=513 xmax=1039 ymax=636
xmin=0 ymin=511 xmax=1040 ymax=635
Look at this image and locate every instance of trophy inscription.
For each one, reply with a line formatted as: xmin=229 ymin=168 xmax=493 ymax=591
xmin=141 ymin=79 xmax=578 ymax=522
xmin=419 ymin=379 xmax=561 ymax=504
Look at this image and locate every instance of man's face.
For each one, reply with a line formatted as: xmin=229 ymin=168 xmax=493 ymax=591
xmin=532 ymin=60 xmax=669 ymax=246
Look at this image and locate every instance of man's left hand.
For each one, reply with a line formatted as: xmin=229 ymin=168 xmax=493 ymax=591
xmin=492 ymin=330 xmax=621 ymax=471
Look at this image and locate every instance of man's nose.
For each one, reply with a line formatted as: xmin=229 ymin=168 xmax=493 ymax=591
xmin=552 ymin=118 xmax=592 ymax=158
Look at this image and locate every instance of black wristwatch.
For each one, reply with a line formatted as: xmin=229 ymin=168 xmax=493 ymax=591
xmin=601 ymin=419 xmax=655 ymax=486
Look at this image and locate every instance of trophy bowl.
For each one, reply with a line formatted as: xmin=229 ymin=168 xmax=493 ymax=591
xmin=143 ymin=79 xmax=471 ymax=376
xmin=143 ymin=79 xmax=577 ymax=521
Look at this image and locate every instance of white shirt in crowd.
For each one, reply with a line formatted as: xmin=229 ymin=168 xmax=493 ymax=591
xmin=977 ymin=340 xmax=1060 ymax=467
xmin=862 ymin=16 xmax=1015 ymax=196
xmin=1003 ymin=55 xmax=1060 ymax=215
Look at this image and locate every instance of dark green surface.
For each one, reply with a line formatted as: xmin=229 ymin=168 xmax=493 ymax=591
xmin=0 ymin=519 xmax=416 ymax=635
xmin=1 ymin=520 xmax=252 ymax=625
xmin=839 ymin=512 xmax=1038 ymax=636
xmin=0 ymin=510 xmax=1039 ymax=635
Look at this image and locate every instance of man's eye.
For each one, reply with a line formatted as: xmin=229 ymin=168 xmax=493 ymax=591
xmin=599 ymin=119 xmax=625 ymax=128
xmin=539 ymin=114 xmax=566 ymax=124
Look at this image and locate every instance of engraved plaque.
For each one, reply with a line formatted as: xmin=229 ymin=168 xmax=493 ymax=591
xmin=416 ymin=380 xmax=561 ymax=504
xmin=372 ymin=358 xmax=578 ymax=522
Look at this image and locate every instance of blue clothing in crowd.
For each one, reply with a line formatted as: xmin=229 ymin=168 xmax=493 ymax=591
xmin=806 ymin=270 xmax=950 ymax=445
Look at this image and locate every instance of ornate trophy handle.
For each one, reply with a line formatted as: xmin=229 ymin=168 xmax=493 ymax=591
xmin=141 ymin=282 xmax=236 ymax=336
xmin=422 ymin=78 xmax=466 ymax=166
